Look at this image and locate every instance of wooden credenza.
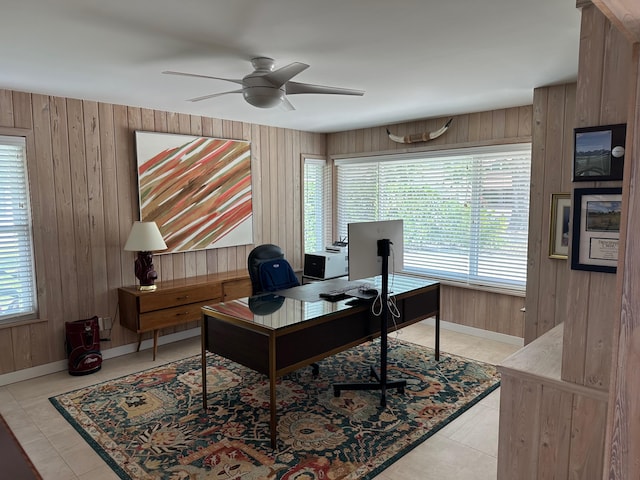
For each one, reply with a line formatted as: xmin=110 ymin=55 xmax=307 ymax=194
xmin=118 ymin=269 xmax=252 ymax=360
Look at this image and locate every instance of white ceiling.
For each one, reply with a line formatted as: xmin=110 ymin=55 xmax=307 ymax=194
xmin=0 ymin=0 xmax=581 ymax=133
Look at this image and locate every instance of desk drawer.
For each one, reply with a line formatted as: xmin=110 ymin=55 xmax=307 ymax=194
xmin=139 ymin=300 xmax=213 ymax=331
xmin=139 ymin=284 xmax=222 ymax=313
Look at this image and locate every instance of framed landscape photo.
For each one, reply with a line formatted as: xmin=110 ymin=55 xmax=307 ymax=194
xmin=571 ymin=187 xmax=622 ymax=273
xmin=573 ymin=123 xmax=626 ymax=181
xmin=549 ymin=193 xmax=571 ymax=259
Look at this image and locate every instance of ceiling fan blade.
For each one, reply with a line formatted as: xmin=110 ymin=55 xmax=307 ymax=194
xmin=285 ymin=81 xmax=365 ymax=96
xmin=187 ymin=89 xmax=243 ymax=102
xmin=163 ymin=70 xmax=243 ymax=86
xmin=263 ymin=62 xmax=309 ymax=88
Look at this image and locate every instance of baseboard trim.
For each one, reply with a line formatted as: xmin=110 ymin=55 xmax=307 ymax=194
xmin=421 ymin=318 xmax=524 ymax=346
xmin=0 ymin=328 xmax=200 ymax=387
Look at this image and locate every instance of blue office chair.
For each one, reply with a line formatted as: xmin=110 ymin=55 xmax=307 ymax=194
xmin=247 ymin=244 xmax=300 ymax=294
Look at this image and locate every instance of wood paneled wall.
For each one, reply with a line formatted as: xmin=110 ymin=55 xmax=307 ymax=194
xmin=525 ymin=84 xmax=577 ymax=344
xmin=0 ymin=90 xmax=325 ymax=375
xmin=326 ymin=107 xmax=531 ymax=337
xmin=498 ymin=3 xmax=639 ymax=478
xmin=604 ymin=19 xmax=640 ymax=480
xmin=562 ymin=5 xmax=632 ymax=391
xmin=441 ymin=285 xmax=524 ymax=338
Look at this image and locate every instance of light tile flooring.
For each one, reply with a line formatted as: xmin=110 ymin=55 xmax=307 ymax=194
xmin=0 ymin=321 xmax=520 ymax=480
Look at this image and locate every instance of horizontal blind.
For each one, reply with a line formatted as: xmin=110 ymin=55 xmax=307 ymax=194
xmin=303 ymin=158 xmax=328 ymax=253
xmin=336 ymin=144 xmax=531 ymax=291
xmin=0 ymin=136 xmax=36 ymax=321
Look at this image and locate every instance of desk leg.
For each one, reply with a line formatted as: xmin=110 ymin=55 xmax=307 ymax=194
xmin=269 ymin=334 xmax=277 ymax=449
xmin=435 ymin=313 xmax=440 ymax=361
xmin=136 ymin=335 xmax=142 ymax=352
xmin=202 ymin=319 xmax=208 ymax=410
xmin=152 ymin=330 xmax=159 ymax=361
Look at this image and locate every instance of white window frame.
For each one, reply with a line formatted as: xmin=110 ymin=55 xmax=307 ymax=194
xmin=335 ymin=143 xmax=531 ymax=293
xmin=0 ymin=135 xmax=37 ymax=323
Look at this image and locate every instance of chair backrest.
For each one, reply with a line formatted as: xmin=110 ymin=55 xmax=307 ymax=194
xmin=248 ymin=244 xmax=299 ymax=294
xmin=257 ymin=258 xmax=300 ymax=292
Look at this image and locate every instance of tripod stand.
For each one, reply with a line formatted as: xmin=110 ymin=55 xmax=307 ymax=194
xmin=333 ymin=238 xmax=407 ymax=407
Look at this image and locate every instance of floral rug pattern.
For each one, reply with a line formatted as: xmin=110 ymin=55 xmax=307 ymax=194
xmin=50 ymin=338 xmax=500 ymax=479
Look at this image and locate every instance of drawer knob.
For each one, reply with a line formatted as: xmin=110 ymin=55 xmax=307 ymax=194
xmin=176 ymin=311 xmax=190 ymax=316
xmin=177 ymin=295 xmax=190 ymax=300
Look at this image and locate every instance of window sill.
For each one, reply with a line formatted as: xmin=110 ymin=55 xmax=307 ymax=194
xmin=398 ymin=271 xmax=525 ymax=297
xmin=0 ymin=316 xmax=47 ymax=330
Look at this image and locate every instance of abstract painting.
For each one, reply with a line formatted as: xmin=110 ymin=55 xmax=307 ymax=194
xmin=135 ymin=131 xmax=253 ymax=253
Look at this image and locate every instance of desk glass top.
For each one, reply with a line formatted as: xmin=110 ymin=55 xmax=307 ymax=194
xmin=202 ymin=274 xmax=438 ymax=330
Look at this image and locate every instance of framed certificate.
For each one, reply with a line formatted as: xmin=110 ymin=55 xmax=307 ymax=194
xmin=571 ymin=187 xmax=622 ymax=273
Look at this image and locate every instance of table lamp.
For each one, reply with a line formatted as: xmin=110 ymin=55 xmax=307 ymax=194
xmin=124 ymin=221 xmax=168 ymax=291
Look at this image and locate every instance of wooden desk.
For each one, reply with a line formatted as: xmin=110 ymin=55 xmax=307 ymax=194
xmin=118 ymin=270 xmax=251 ymax=360
xmin=201 ymin=274 xmax=440 ymax=448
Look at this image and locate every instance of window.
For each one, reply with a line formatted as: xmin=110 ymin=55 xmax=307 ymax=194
xmin=303 ymin=156 xmax=330 ymax=253
xmin=336 ymin=144 xmax=531 ymax=292
xmin=0 ymin=136 xmax=36 ymax=322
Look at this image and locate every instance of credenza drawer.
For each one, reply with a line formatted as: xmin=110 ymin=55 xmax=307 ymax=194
xmin=223 ymin=278 xmax=252 ymax=300
xmin=139 ymin=300 xmax=213 ymax=331
xmin=118 ymin=270 xmax=250 ymax=359
xmin=138 ymin=284 xmax=222 ymax=313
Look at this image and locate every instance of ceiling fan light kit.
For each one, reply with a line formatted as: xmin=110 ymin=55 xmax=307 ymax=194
xmin=243 ymin=86 xmax=285 ymax=108
xmin=163 ymin=57 xmax=364 ymax=110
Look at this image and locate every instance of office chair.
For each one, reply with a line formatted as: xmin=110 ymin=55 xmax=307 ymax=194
xmin=247 ymin=244 xmax=318 ymax=376
xmin=247 ymin=244 xmax=300 ymax=294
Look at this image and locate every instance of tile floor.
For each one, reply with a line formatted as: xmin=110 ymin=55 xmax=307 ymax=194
xmin=0 ymin=321 xmax=520 ymax=480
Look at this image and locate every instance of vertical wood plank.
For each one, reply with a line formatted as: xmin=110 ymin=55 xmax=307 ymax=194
xmin=50 ymin=97 xmax=79 ymax=327
xmin=98 ymin=102 xmax=122 ymax=343
xmin=537 ymin=386 xmax=573 ymax=479
xmin=12 ymin=91 xmax=33 ymax=129
xmin=67 ymin=98 xmax=94 ymax=318
xmin=567 ymin=396 xmax=607 ymax=478
xmin=496 ymin=375 xmax=541 ymax=479
xmin=84 ymin=100 xmax=109 ymax=317
xmin=0 ymin=90 xmax=14 ymax=127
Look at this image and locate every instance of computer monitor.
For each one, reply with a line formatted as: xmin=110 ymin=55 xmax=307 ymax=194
xmin=347 ymin=220 xmax=404 ymax=281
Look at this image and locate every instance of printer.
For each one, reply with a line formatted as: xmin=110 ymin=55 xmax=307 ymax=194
xmin=303 ymin=247 xmax=348 ymax=280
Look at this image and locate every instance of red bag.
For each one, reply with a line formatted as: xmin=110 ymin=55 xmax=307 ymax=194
xmin=65 ymin=316 xmax=102 ymax=375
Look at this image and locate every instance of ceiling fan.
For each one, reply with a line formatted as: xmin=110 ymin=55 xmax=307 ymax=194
xmin=163 ymin=57 xmax=364 ymax=110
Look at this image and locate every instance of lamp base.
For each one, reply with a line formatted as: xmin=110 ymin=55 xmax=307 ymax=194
xmin=138 ymin=284 xmax=157 ymax=291
xmin=134 ymin=251 xmax=158 ymax=291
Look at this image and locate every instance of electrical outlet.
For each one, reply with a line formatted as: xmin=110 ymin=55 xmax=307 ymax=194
xmin=98 ymin=316 xmax=113 ymax=331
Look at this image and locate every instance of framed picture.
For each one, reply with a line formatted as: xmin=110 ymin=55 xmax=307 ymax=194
xmin=549 ymin=193 xmax=571 ymax=259
xmin=571 ymin=187 xmax=622 ymax=273
xmin=135 ymin=131 xmax=253 ymax=253
xmin=573 ymin=123 xmax=626 ymax=181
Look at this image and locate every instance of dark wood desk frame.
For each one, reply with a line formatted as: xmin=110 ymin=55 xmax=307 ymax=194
xmin=201 ymin=277 xmax=440 ymax=448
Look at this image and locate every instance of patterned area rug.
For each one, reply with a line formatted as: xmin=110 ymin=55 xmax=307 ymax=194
xmin=50 ymin=338 xmax=500 ymax=480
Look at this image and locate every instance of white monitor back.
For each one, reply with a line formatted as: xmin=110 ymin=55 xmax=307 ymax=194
xmin=348 ymin=220 xmax=404 ymax=281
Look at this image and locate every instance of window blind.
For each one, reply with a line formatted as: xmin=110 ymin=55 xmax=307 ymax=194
xmin=336 ymin=144 xmax=531 ymax=291
xmin=0 ymin=136 xmax=36 ymax=321
xmin=303 ymin=157 xmax=329 ymax=253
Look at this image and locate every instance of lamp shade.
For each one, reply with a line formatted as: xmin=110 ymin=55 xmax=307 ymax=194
xmin=124 ymin=221 xmax=168 ymax=252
